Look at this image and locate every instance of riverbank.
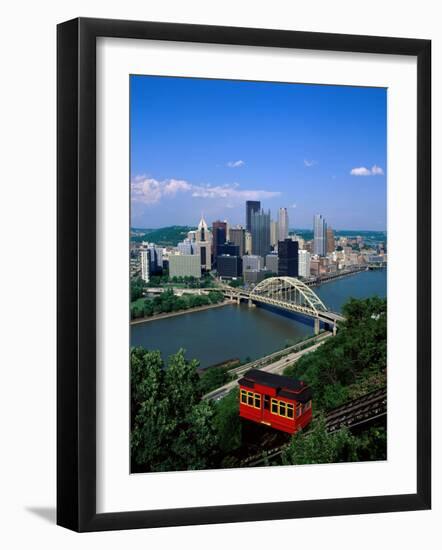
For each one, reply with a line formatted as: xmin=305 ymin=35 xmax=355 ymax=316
xmin=130 ymin=300 xmax=233 ymax=325
xmin=130 ymin=269 xmax=386 ymax=368
xmin=310 ymin=267 xmax=367 ymax=287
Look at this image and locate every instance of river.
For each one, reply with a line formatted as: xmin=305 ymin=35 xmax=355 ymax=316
xmin=130 ymin=269 xmax=386 ymax=369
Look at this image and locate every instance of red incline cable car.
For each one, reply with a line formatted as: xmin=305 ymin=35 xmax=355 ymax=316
xmin=238 ymin=369 xmax=312 ymax=434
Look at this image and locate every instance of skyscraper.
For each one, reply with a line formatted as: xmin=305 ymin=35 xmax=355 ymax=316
xmin=298 ymin=249 xmax=311 ymax=278
xmin=195 ymin=216 xmax=212 ymax=270
xmin=265 ymin=253 xmax=279 ymax=274
xmin=242 ymin=255 xmax=262 ymax=273
xmin=169 ymin=253 xmax=201 ymax=279
xmin=246 ymin=200 xmax=261 ymax=232
xmin=245 ymin=231 xmax=252 ymax=254
xmin=270 ymin=220 xmax=278 ymax=248
xmin=326 ymin=226 xmax=335 ymax=254
xmin=177 ymin=238 xmax=199 ymax=255
xmin=229 ymin=227 xmax=246 ymax=257
xmin=141 ymin=242 xmax=163 ymax=274
xmin=212 ymin=220 xmax=227 ymax=263
xmin=278 ymin=239 xmax=299 ymax=277
xmin=217 ymin=242 xmax=240 ymax=257
xmin=140 ymin=248 xmax=150 ymax=282
xmin=313 ymin=214 xmax=327 ymax=256
xmin=277 ymin=207 xmax=289 ymax=242
xmin=217 ymin=255 xmax=242 ymax=278
xmin=251 ymin=209 xmax=271 ymax=259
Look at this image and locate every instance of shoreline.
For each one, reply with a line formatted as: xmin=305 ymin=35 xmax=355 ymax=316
xmin=310 ymin=267 xmax=379 ymax=287
xmin=130 ymin=300 xmax=233 ymax=325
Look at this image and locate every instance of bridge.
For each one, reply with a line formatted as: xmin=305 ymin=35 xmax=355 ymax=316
xmin=221 ymin=276 xmax=345 ymax=335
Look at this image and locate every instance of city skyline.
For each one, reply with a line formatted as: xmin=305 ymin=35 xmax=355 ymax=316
xmin=130 ymin=75 xmax=387 ymax=231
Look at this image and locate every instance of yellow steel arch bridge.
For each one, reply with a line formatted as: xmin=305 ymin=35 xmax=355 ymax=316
xmin=221 ymin=276 xmax=345 ymax=334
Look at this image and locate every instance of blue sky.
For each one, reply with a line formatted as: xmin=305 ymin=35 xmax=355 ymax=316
xmin=130 ymin=75 xmax=386 ymax=230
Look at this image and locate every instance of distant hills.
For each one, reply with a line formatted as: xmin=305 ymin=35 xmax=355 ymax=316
xmin=130 ymin=226 xmax=386 ymax=247
xmin=130 ymin=225 xmax=196 ymax=246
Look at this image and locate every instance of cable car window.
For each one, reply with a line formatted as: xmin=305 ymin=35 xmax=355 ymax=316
xmin=264 ymin=395 xmax=270 ymax=410
xmin=240 ymin=390 xmax=247 ymax=404
xmin=254 ymin=395 xmax=261 ymax=408
xmin=271 ymin=399 xmax=278 ymax=414
xmin=296 ymin=404 xmax=302 ymax=417
xmin=287 ymin=404 xmax=294 ymax=419
xmin=247 ymin=392 xmax=254 ymax=406
xmin=279 ymin=402 xmax=287 ymax=416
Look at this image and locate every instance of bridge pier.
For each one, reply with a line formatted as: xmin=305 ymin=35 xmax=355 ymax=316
xmin=314 ymin=318 xmax=320 ymax=335
xmin=333 ymin=322 xmax=337 ymax=336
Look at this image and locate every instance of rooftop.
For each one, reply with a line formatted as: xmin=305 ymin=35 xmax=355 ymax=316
xmin=238 ymin=369 xmax=312 ymax=403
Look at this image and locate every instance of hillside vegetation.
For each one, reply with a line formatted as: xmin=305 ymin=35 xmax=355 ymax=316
xmin=283 ymin=296 xmax=387 ymax=411
xmin=131 ymin=225 xmax=196 ymax=246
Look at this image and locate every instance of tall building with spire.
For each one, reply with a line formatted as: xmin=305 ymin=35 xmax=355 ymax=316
xmin=195 ymin=216 xmax=212 ymax=270
xmin=313 ymin=214 xmax=327 ymax=256
xmin=277 ymin=207 xmax=289 ymax=242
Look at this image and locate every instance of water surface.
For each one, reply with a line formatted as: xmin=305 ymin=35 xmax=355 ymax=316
xmin=131 ymin=269 xmax=387 ymax=368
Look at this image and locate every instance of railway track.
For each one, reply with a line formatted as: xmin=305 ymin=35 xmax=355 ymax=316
xmin=240 ymin=386 xmax=387 ymax=467
xmin=325 ymin=387 xmax=387 ymax=433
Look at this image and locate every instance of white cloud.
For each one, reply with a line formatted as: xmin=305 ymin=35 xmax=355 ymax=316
xmin=350 ymin=165 xmax=384 ymax=176
xmin=131 ymin=177 xmax=163 ymax=204
xmin=163 ymin=179 xmax=192 ymax=195
xmin=291 ymin=203 xmax=297 ymax=208
xmin=131 ymin=175 xmax=280 ymax=205
xmin=371 ymin=164 xmax=384 ymax=175
xmin=350 ymin=167 xmax=371 ymax=176
xmin=304 ymin=159 xmax=317 ymax=167
xmin=227 ymin=160 xmax=245 ymax=168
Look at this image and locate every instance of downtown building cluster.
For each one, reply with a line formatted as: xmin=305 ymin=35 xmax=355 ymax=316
xmin=133 ymin=201 xmax=387 ymax=285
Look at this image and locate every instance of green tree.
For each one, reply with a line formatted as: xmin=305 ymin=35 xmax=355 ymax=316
xmin=213 ymin=388 xmax=242 ymax=453
xmin=170 ymin=401 xmax=219 ymax=470
xmin=131 ymin=348 xmax=219 ymax=472
xmin=130 ymin=277 xmax=145 ymax=301
xmin=207 ymin=290 xmax=224 ymax=304
xmin=282 ymin=415 xmax=358 ymax=465
xmin=199 ymin=365 xmax=233 ymax=394
xmin=352 ymin=426 xmax=387 ymax=461
xmin=143 ymin=300 xmax=154 ymax=317
xmin=130 ymin=349 xmax=173 ymax=468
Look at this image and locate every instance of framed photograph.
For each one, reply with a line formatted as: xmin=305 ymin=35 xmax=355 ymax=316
xmin=57 ymin=17 xmax=431 ymax=532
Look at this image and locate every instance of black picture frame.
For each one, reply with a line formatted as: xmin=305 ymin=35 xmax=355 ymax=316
xmin=57 ymin=17 xmax=431 ymax=532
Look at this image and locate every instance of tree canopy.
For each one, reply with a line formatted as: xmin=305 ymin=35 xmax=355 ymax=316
xmin=130 ymin=289 xmax=225 ymax=319
xmin=282 ymin=415 xmax=387 ymax=465
xmin=282 ymin=415 xmax=358 ymax=465
xmin=131 ymin=348 xmax=219 ymax=471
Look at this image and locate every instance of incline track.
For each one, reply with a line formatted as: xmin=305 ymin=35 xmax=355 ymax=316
xmin=326 ymin=387 xmax=387 ymax=433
